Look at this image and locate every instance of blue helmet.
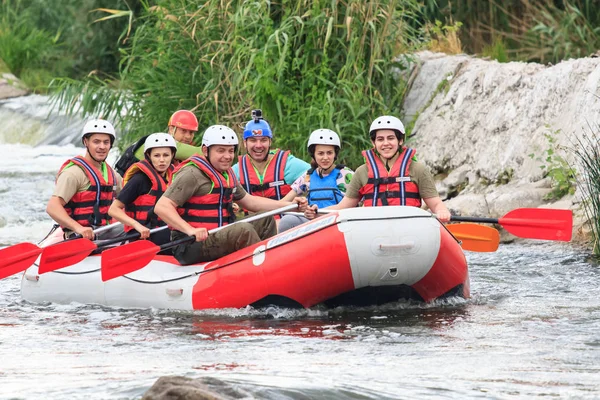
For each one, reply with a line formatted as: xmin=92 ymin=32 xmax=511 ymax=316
xmin=243 ymin=119 xmax=273 ymax=140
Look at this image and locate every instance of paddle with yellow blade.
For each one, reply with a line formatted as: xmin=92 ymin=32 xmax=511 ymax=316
xmin=445 ymin=223 xmax=500 ymax=252
xmin=100 ymin=203 xmax=300 ymax=282
xmin=0 ymin=222 xmax=122 ymax=280
xmin=285 ymin=210 xmax=502 ymax=252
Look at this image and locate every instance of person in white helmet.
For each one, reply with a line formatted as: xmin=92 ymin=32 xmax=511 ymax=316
xmin=108 ymin=133 xmax=177 ymax=247
xmin=46 ymin=118 xmax=124 ymax=240
xmin=154 ymin=125 xmax=307 ymax=265
xmin=278 ymin=129 xmax=354 ymax=232
xmin=304 ymin=115 xmax=451 ymax=222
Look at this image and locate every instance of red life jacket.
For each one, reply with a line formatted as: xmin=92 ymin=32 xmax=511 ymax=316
xmin=359 ymin=147 xmax=422 ymax=207
xmin=122 ymin=160 xmax=174 ymax=232
xmin=238 ymin=150 xmax=292 ymax=200
xmin=176 ymin=155 xmax=237 ymax=229
xmin=58 ymin=156 xmax=117 ymax=227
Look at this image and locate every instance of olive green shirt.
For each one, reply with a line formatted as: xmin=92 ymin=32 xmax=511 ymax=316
xmin=345 ymin=159 xmax=439 ymax=200
xmin=163 ymin=164 xmax=247 ymax=206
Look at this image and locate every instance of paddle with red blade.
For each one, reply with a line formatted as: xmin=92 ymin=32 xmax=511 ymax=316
xmin=450 ymin=208 xmax=572 ymax=242
xmin=304 ymin=209 xmax=502 ymax=252
xmin=0 ymin=222 xmax=122 ymax=280
xmin=38 ymin=226 xmax=169 ymax=274
xmin=446 ymin=223 xmax=500 ymax=252
xmin=101 ymin=203 xmax=300 ymax=282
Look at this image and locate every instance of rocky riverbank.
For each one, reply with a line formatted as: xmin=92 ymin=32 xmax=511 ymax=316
xmin=402 ymin=51 xmax=600 ymax=244
xmin=2 ymin=54 xmax=598 ymax=244
xmin=0 ymin=59 xmax=28 ymax=99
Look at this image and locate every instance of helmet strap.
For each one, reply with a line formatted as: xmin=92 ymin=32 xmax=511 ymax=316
xmin=86 ymin=146 xmax=104 ymax=165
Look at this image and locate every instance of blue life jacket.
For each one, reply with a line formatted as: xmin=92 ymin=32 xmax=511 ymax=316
xmin=306 ymin=165 xmax=345 ymax=208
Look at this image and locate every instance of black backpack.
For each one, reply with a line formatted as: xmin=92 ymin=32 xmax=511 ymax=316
xmin=114 ymin=135 xmax=149 ymax=176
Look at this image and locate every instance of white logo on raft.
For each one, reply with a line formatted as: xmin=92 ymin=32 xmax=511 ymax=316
xmin=266 ymin=214 xmax=337 ymax=249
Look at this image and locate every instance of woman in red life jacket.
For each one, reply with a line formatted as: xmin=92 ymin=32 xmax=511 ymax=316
xmin=108 ymin=133 xmax=176 ymax=246
xmin=303 ymin=115 xmax=451 ymax=222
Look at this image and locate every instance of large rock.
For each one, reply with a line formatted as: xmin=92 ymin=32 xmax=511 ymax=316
xmin=403 ymin=51 xmax=600 ymax=241
xmin=142 ymin=376 xmax=246 ymax=400
xmin=0 ymin=59 xmax=29 ymax=99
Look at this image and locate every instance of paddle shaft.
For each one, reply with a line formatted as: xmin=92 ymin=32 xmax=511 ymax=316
xmin=67 ymin=221 xmax=123 ymax=239
xmin=158 ymin=203 xmax=301 ymax=252
xmin=94 ymin=225 xmax=168 ymax=248
xmin=451 ymin=216 xmax=498 ymax=224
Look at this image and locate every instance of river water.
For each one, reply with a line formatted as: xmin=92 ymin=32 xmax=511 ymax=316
xmin=1 ymin=115 xmax=599 ymax=399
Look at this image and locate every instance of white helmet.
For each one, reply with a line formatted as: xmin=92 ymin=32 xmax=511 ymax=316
xmin=82 ymin=119 xmax=116 ymax=143
xmin=307 ymin=129 xmax=341 ymax=149
xmin=144 ymin=132 xmax=177 ymax=153
xmin=201 ymin=125 xmax=239 ymax=147
xmin=369 ymin=115 xmax=405 ymax=137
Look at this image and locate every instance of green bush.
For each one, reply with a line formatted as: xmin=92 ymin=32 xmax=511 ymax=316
xmin=0 ymin=0 xmax=144 ymax=90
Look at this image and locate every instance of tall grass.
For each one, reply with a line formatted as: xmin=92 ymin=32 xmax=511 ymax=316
xmin=0 ymin=0 xmax=143 ymax=90
xmin=50 ymin=0 xmax=424 ymax=168
xmin=423 ymin=0 xmax=600 ymax=64
xmin=571 ymin=121 xmax=600 ymax=254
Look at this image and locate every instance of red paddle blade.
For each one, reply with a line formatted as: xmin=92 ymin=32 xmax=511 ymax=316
xmin=499 ymin=208 xmax=572 ymax=242
xmin=0 ymin=243 xmax=43 ymax=279
xmin=101 ymin=240 xmax=160 ymax=282
xmin=38 ymin=239 xmax=98 ymax=274
xmin=447 ymin=223 xmax=500 ymax=252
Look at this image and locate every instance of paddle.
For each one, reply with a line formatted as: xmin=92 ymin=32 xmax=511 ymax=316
xmin=37 ymin=225 xmax=169 ymax=274
xmin=450 ymin=208 xmax=572 ymax=242
xmin=286 ymin=210 xmax=501 ymax=252
xmin=0 ymin=222 xmax=122 ymax=280
xmin=100 ymin=203 xmax=300 ymax=282
xmin=445 ymin=223 xmax=500 ymax=252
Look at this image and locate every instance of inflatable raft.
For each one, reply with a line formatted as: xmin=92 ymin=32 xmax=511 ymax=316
xmin=21 ymin=206 xmax=469 ymax=310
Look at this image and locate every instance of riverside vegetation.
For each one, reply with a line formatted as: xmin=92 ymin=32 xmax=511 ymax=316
xmin=2 ymin=0 xmax=600 ymax=251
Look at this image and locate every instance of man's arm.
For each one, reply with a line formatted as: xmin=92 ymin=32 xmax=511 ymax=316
xmin=46 ymin=196 xmax=94 ymax=239
xmin=154 ymin=196 xmax=207 ymax=242
xmin=284 ymin=154 xmax=311 ymax=184
xmin=237 ymin=192 xmax=306 ymax=213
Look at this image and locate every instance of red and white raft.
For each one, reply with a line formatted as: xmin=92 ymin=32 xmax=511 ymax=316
xmin=21 ymin=206 xmax=469 ymax=310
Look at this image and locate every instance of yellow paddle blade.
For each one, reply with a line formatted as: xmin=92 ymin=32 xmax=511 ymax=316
xmin=446 ymin=223 xmax=500 ymax=252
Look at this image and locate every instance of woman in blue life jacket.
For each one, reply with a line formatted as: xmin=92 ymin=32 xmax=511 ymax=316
xmin=108 ymin=133 xmax=177 ymax=247
xmin=278 ymin=129 xmax=353 ymax=232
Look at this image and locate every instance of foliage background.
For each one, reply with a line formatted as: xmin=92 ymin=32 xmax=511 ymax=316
xmin=45 ymin=0 xmax=425 ymax=168
xmin=2 ymin=0 xmax=600 ymax=168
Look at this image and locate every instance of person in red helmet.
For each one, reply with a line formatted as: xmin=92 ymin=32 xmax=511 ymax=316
xmin=114 ymin=110 xmax=204 ymax=176
xmin=167 ymin=110 xmax=197 ymax=145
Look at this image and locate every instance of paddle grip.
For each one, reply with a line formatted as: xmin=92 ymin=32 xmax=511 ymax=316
xmin=451 ymin=216 xmax=499 ymax=224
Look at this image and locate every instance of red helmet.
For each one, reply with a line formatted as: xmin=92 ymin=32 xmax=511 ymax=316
xmin=168 ymin=110 xmax=198 ymax=131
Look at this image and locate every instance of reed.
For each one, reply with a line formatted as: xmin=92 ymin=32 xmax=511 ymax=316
xmin=570 ymin=121 xmax=600 ymax=254
xmin=50 ymin=0 xmax=424 ymax=168
xmin=423 ymin=0 xmax=600 ymax=63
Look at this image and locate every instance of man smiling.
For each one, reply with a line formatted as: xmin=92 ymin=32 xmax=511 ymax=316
xmin=155 ymin=124 xmax=306 ymax=265
xmin=46 ymin=119 xmax=123 ymax=239
xmin=232 ymin=110 xmax=310 ymax=205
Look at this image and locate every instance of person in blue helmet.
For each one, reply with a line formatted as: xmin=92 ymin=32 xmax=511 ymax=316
xmin=232 ymin=110 xmax=310 ymax=210
xmin=278 ymin=128 xmax=354 ymax=232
